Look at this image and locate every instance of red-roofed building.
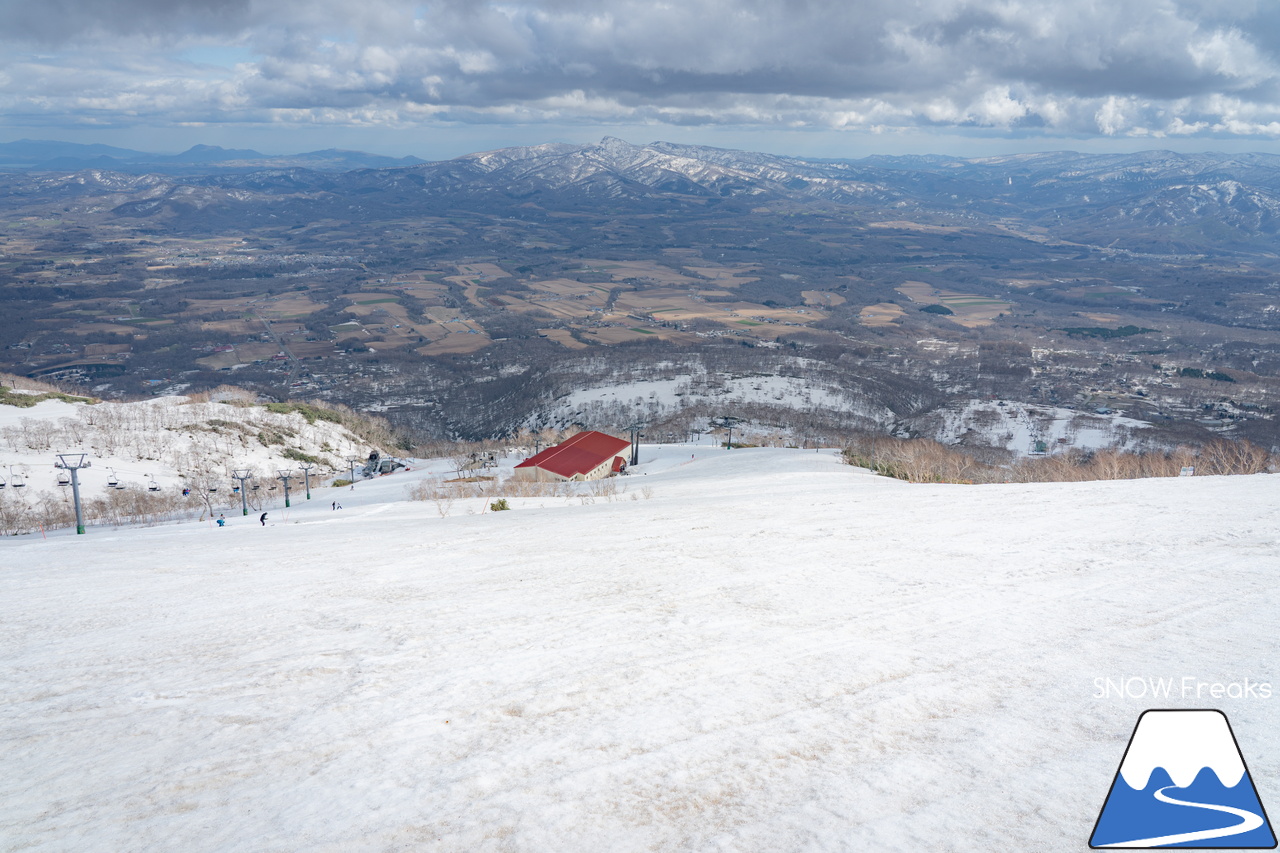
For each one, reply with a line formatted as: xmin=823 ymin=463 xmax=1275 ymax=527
xmin=513 ymin=430 xmax=631 ymax=481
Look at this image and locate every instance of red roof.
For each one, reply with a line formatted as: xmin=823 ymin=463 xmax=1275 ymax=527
xmin=515 ymin=430 xmax=631 ymax=478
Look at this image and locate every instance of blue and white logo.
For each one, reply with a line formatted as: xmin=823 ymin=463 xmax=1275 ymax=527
xmin=1091 ymin=709 xmax=1276 ymax=848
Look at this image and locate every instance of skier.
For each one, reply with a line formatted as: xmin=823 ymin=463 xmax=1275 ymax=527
xmin=216 ymin=515 xmax=226 ymax=527
xmin=260 ymin=512 xmax=268 ymax=526
xmin=331 ymin=501 xmax=336 ymax=510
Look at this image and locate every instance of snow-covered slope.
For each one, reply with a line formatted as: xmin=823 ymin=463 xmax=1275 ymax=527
xmin=538 ymin=372 xmax=892 ymax=434
xmin=2 ymin=447 xmax=1276 ymax=850
xmin=0 ymin=392 xmax=383 ymax=512
xmin=910 ymin=399 xmax=1154 ymax=455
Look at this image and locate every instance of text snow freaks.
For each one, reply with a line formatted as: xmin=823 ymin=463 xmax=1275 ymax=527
xmin=1094 ymin=677 xmax=1272 ymax=701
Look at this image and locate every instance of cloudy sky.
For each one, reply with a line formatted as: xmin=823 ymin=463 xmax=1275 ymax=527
xmin=3 ymin=0 xmax=1280 ymax=159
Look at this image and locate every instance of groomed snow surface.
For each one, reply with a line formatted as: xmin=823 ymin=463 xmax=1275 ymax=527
xmin=3 ymin=446 xmax=1278 ymax=851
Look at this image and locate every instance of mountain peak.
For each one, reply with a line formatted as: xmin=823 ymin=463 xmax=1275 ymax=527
xmin=170 ymin=144 xmax=266 ymax=163
xmin=596 ymin=136 xmax=640 ymax=155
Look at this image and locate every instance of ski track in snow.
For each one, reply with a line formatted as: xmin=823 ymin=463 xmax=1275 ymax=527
xmin=2 ymin=447 xmax=1277 ymax=852
xmin=1105 ymin=786 xmax=1265 ymax=847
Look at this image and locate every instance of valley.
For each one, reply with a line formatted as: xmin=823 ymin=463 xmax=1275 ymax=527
xmin=2 ymin=139 xmax=1278 ymax=448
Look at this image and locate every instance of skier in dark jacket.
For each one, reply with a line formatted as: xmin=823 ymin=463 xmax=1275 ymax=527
xmin=260 ymin=512 xmax=268 ymax=526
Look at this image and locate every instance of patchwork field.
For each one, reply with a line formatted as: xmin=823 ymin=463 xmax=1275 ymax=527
xmin=453 ymin=262 xmax=509 ymax=280
xmin=802 ymin=290 xmax=847 ymax=308
xmin=1059 ymin=285 xmax=1168 ymax=306
xmin=526 ymin=279 xmax=612 ymax=301
xmin=896 ymin=281 xmax=1012 ymax=327
xmin=62 ymin=322 xmax=143 ymax=336
xmin=577 ymin=259 xmax=701 ymax=286
xmin=416 ymin=330 xmax=492 ymax=355
xmin=183 ymin=298 xmax=254 ymax=315
xmin=868 ymin=220 xmax=964 ymax=234
xmin=859 ymin=302 xmax=907 ymax=326
xmin=141 ymin=277 xmax=184 ymax=290
xmin=258 ymin=294 xmax=329 ymax=319
xmin=537 ymin=329 xmax=589 ymax=349
xmin=581 ymin=326 xmax=699 ymax=346
xmin=391 ymin=281 xmax=449 ymax=301
xmin=198 ymin=319 xmax=261 ymax=336
xmin=1077 ymin=312 xmax=1126 ymax=325
xmin=683 ymin=264 xmax=759 ymax=287
xmin=195 ymin=342 xmax=281 ymax=369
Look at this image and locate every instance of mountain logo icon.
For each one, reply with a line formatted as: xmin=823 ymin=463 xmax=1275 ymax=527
xmin=1091 ymin=709 xmax=1276 ymax=848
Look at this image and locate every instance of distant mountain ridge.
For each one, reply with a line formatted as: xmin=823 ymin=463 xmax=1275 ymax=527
xmin=6 ymin=136 xmax=1280 ymax=252
xmin=0 ymin=139 xmax=427 ymax=174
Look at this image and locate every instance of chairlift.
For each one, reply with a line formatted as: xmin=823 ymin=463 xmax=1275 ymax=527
xmin=208 ymin=484 xmax=219 ymax=492
xmin=251 ymin=484 xmax=261 ymax=491
xmin=0 ymin=475 xmax=6 ymax=489
xmin=57 ymin=472 xmax=71 ymax=487
xmin=148 ymin=478 xmax=160 ymax=492
xmin=12 ymin=473 xmax=25 ymax=488
xmin=107 ymin=472 xmax=119 ymax=488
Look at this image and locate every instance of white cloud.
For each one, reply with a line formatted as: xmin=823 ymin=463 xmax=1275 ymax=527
xmin=2 ymin=0 xmax=1280 ymax=142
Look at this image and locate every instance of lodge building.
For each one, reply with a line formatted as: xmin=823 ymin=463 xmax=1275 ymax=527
xmin=512 ymin=431 xmax=630 ymax=481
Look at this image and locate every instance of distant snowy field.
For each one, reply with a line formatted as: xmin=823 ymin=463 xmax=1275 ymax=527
xmin=3 ymin=447 xmax=1277 ymax=851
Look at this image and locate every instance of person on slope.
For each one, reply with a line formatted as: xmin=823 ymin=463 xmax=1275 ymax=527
xmin=260 ymin=512 xmax=268 ymax=526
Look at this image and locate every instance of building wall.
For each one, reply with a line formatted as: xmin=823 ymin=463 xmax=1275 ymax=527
xmin=510 ymin=465 xmax=567 ymax=483
xmin=577 ymin=455 xmax=626 ymax=481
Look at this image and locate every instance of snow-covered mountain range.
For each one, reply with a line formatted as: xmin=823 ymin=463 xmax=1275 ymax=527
xmin=10 ymin=138 xmax=1280 ymax=248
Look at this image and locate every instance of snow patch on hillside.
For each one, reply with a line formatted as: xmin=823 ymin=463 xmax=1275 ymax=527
xmin=539 ymin=373 xmax=893 ymax=430
xmin=917 ymin=399 xmax=1154 ymax=455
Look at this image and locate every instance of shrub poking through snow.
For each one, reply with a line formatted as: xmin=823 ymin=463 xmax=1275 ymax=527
xmin=842 ymin=435 xmax=1275 ymax=484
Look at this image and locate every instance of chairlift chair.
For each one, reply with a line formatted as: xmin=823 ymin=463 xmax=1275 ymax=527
xmin=12 ymin=473 xmax=25 ymax=488
xmin=107 ymin=472 xmax=119 ymax=488
xmin=0 ymin=475 xmax=6 ymax=489
xmin=148 ymin=478 xmax=160 ymax=492
xmin=57 ymin=472 xmax=71 ymax=487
